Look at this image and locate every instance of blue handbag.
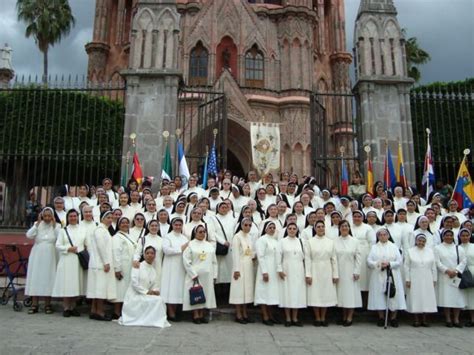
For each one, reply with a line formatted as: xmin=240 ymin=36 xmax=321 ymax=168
xmin=189 ymin=278 xmax=206 ymax=305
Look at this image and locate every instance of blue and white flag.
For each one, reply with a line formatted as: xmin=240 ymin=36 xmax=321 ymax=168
xmin=208 ymin=143 xmax=218 ymax=177
xmin=178 ymin=140 xmax=190 ymax=187
xmin=422 ymin=134 xmax=435 ymax=200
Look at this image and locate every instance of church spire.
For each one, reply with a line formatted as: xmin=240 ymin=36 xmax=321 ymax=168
xmin=357 ymin=0 xmax=397 ymax=18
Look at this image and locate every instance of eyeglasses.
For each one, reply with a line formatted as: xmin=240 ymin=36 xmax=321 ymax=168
xmin=243 ymin=224 xmax=252 ymax=227
xmin=135 ymin=218 xmax=144 ymax=221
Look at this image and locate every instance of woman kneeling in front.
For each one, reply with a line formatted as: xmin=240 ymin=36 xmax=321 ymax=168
xmin=120 ymin=246 xmax=170 ymax=328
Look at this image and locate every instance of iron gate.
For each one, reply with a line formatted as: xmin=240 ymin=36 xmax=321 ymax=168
xmin=0 ymin=76 xmax=125 ymax=228
xmin=310 ymin=91 xmax=362 ymax=188
xmin=177 ymin=87 xmax=227 ymax=174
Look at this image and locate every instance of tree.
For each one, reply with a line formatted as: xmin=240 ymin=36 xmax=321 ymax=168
xmin=17 ymin=0 xmax=75 ymax=83
xmin=402 ymin=29 xmax=431 ymax=83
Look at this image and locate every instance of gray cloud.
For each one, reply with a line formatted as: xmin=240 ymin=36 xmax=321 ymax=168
xmin=1 ymin=0 xmax=473 ymax=84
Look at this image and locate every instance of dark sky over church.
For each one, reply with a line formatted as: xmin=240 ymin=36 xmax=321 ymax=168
xmin=1 ymin=0 xmax=473 ymax=84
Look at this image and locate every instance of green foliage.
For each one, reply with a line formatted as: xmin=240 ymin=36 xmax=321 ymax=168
xmin=402 ymin=29 xmax=431 ymax=83
xmin=0 ymin=88 xmax=125 ymax=186
xmin=411 ymin=78 xmax=474 ymax=185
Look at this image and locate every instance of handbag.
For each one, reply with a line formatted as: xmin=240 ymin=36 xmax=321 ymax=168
xmin=214 ymin=217 xmax=229 ymax=256
xmin=384 ymin=266 xmax=396 ymax=298
xmin=65 ymin=227 xmax=90 ymax=270
xmin=189 ymin=278 xmax=206 ymax=305
xmin=456 ymin=246 xmax=474 ymax=289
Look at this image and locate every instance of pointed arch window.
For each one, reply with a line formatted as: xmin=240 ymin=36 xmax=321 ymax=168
xmin=189 ymin=41 xmax=208 ymax=86
xmin=245 ymin=44 xmax=264 ymax=88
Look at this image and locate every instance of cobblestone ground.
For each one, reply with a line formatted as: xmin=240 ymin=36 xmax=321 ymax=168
xmin=0 ymin=305 xmax=473 ymax=355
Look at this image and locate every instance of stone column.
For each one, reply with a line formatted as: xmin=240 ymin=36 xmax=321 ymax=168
xmin=0 ymin=43 xmax=14 ymax=88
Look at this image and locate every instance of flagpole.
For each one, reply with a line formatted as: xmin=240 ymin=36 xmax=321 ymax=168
xmin=162 ymin=130 xmax=170 ymax=184
xmin=450 ymin=148 xmax=471 ymax=202
xmin=384 ymin=139 xmax=389 ymax=191
xmin=213 ymin=128 xmax=218 ymax=182
xmin=364 ymin=145 xmax=372 ymax=196
xmin=425 ymin=128 xmax=431 ymax=201
xmin=129 ymin=132 xmax=136 ymax=186
xmin=176 ymin=128 xmax=182 ymax=181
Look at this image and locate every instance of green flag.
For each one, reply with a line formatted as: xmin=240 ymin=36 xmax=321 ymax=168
xmin=161 ymin=143 xmax=172 ymax=180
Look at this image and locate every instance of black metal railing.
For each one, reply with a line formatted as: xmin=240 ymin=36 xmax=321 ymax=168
xmin=0 ymin=76 xmax=126 ymax=228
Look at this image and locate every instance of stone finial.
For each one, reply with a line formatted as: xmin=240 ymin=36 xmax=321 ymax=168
xmin=0 ymin=43 xmax=13 ymax=71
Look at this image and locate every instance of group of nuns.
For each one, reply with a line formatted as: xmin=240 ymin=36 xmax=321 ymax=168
xmin=23 ymin=173 xmax=474 ymax=328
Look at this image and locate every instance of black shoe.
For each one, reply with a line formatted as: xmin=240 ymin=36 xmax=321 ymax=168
xmin=446 ymin=322 xmax=453 ymax=328
xmin=28 ymin=306 xmax=39 ymax=314
xmin=284 ymin=321 xmax=291 ymax=327
xmin=291 ymin=320 xmax=303 ymax=327
xmin=111 ymin=313 xmax=120 ymax=320
xmin=192 ymin=318 xmax=201 ymax=324
xmin=465 ymin=321 xmax=473 ymax=328
xmin=89 ymin=313 xmax=98 ymax=320
xmin=453 ymin=323 xmax=463 ymax=328
xmin=336 ymin=319 xmax=345 ymax=326
xmin=244 ymin=317 xmax=255 ymax=324
xmin=321 ymin=321 xmax=329 ymax=327
xmin=95 ymin=314 xmax=112 ymax=321
xmin=235 ymin=318 xmax=247 ymax=324
xmin=63 ymin=310 xmax=71 ymax=318
xmin=343 ymin=321 xmax=353 ymax=327
xmin=200 ymin=317 xmax=209 ymax=324
xmin=263 ymin=319 xmax=274 ymax=326
xmin=70 ymin=309 xmax=80 ymax=317
xmin=412 ymin=322 xmax=420 ymax=328
xmin=377 ymin=318 xmax=384 ymax=327
xmin=168 ymin=316 xmax=177 ymax=322
xmin=421 ymin=322 xmax=430 ymax=328
xmin=313 ymin=320 xmax=322 ymax=327
xmin=271 ymin=318 xmax=282 ymax=325
xmin=390 ymin=319 xmax=399 ymax=328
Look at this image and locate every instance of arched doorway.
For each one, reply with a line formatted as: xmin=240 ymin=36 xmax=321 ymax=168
xmin=216 ymin=36 xmax=238 ymax=80
xmin=227 ymin=149 xmax=245 ymax=178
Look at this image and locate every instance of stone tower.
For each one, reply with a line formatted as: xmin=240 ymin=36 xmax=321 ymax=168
xmin=353 ymin=0 xmax=416 ymax=184
xmin=0 ymin=43 xmax=14 ymax=88
xmin=121 ymin=0 xmax=181 ymax=179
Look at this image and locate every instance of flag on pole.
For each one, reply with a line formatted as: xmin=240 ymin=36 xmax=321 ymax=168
xmin=131 ymin=152 xmax=143 ymax=185
xmin=121 ymin=156 xmax=128 ymax=188
xmin=177 ymin=140 xmax=190 ymax=186
xmin=341 ymin=158 xmax=349 ymax=195
xmin=202 ymin=151 xmax=209 ymax=189
xmin=451 ymin=157 xmax=474 ymax=209
xmin=208 ymin=142 xmax=218 ymax=177
xmin=161 ymin=142 xmax=172 ymax=181
xmin=384 ymin=145 xmax=397 ymax=191
xmin=422 ymin=135 xmax=435 ymax=200
xmin=396 ymin=143 xmax=408 ymax=188
xmin=367 ymin=157 xmax=374 ymax=197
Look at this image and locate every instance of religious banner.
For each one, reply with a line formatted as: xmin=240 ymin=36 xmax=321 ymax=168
xmin=250 ymin=122 xmax=280 ymax=175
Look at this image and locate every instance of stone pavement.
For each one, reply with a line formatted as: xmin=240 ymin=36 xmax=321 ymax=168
xmin=0 ymin=306 xmax=473 ymax=355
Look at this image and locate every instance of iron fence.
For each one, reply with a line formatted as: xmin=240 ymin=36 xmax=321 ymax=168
xmin=0 ymin=76 xmax=126 ymax=228
xmin=410 ymin=81 xmax=474 ymax=187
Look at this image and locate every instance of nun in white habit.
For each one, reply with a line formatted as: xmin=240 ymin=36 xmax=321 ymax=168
xmin=119 ymin=246 xmax=170 ymax=328
xmin=367 ymin=228 xmax=406 ymax=328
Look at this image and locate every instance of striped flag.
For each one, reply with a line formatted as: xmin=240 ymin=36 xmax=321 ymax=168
xmin=341 ymin=158 xmax=349 ymax=195
xmin=367 ymin=156 xmax=374 ymax=197
xmin=384 ymin=145 xmax=397 ymax=191
xmin=208 ymin=142 xmax=218 ymax=177
xmin=396 ymin=143 xmax=408 ymax=188
xmin=177 ymin=140 xmax=190 ymax=187
xmin=422 ymin=135 xmax=435 ymax=200
xmin=161 ymin=142 xmax=172 ymax=181
xmin=451 ymin=156 xmax=474 ymax=209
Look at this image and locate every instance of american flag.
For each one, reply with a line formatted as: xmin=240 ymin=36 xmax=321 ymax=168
xmin=208 ymin=143 xmax=218 ymax=177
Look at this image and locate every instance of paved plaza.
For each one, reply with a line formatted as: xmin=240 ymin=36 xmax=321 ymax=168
xmin=0 ymin=306 xmax=473 ymax=355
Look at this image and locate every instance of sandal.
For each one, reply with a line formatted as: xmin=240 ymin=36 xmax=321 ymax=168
xmin=45 ymin=305 xmax=54 ymax=314
xmin=28 ymin=306 xmax=39 ymax=314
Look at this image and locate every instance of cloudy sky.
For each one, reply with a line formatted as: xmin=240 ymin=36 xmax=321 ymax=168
xmin=1 ymin=0 xmax=473 ymax=85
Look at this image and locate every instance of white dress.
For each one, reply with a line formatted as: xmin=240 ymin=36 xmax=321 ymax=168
xmin=229 ymin=231 xmax=255 ymax=304
xmin=160 ymin=231 xmax=188 ymax=304
xmin=404 ymin=246 xmax=438 ymax=313
xmin=334 ymin=236 xmax=362 ymax=308
xmin=182 ymin=239 xmax=218 ymax=311
xmin=435 ymin=243 xmax=467 ymax=308
xmin=461 ymin=243 xmax=474 ymax=309
xmin=277 ymin=237 xmax=306 ymax=308
xmin=113 ymin=232 xmax=137 ymax=302
xmin=305 ymin=236 xmax=338 ymax=307
xmin=213 ymin=213 xmax=237 ymax=283
xmin=25 ymin=222 xmax=60 ymax=296
xmin=351 ymin=223 xmax=376 ymax=291
xmin=254 ymin=234 xmax=281 ymax=306
xmin=52 ymin=225 xmax=86 ymax=297
xmin=129 ymin=226 xmax=145 ymax=243
xmin=87 ymin=224 xmax=117 ymax=300
xmin=134 ymin=234 xmax=164 ymax=287
xmin=119 ymin=261 xmax=170 ymax=328
xmin=367 ymin=242 xmax=406 ymax=311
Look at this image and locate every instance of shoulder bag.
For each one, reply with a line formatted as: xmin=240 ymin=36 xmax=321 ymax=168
xmin=456 ymin=246 xmax=474 ymax=289
xmin=65 ymin=227 xmax=89 ymax=270
xmin=214 ymin=217 xmax=229 ymax=256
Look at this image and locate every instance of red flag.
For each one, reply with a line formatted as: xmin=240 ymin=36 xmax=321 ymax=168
xmin=132 ymin=152 xmax=143 ymax=185
xmin=367 ymin=158 xmax=374 ymax=197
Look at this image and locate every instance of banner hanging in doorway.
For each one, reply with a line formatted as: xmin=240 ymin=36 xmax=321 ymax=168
xmin=250 ymin=122 xmax=280 ymax=175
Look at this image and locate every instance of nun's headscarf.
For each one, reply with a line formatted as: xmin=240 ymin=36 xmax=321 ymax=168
xmin=53 ymin=196 xmax=66 ymax=211
xmin=261 ymin=221 xmax=276 ymax=237
xmin=457 ymin=228 xmax=472 ymax=244
xmin=237 ymin=206 xmax=253 ymax=225
xmin=114 ymin=216 xmax=130 ymax=235
xmin=406 ymin=199 xmax=419 ymax=212
xmin=440 ymin=228 xmax=455 ymax=243
xmin=100 ymin=210 xmax=113 ymax=221
xmin=191 ymin=224 xmax=207 ymax=241
xmin=283 ymin=222 xmax=300 ymax=238
xmin=439 ymin=215 xmax=454 ymax=229
xmin=265 ymin=204 xmax=278 ymax=218
xmin=413 ymin=215 xmax=432 ymax=233
xmin=168 ymin=217 xmax=184 ymax=233
xmin=235 ymin=217 xmax=253 ymax=234
xmin=376 ymin=227 xmax=394 ymax=243
xmin=304 ymin=211 xmax=317 ymax=228
xmin=330 ymin=211 xmax=343 ymax=226
xmin=414 ymin=233 xmax=427 ymax=245
xmin=365 ymin=211 xmax=382 ymax=225
xmin=171 ymin=200 xmax=186 ymax=214
xmin=381 ymin=209 xmax=395 ymax=225
xmin=216 ymin=202 xmax=227 ymax=215
xmin=312 ymin=220 xmax=326 ymax=237
xmin=352 ymin=210 xmax=365 ymax=219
